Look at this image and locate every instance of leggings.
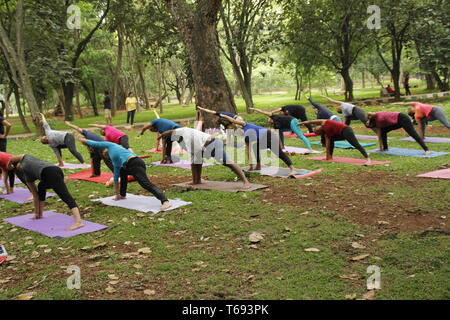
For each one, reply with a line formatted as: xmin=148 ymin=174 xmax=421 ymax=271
xmin=163 ymin=135 xmax=173 ymax=160
xmin=421 ymin=107 xmax=450 ymax=136
xmin=119 ymin=135 xmax=130 ymax=149
xmin=119 ymin=157 xmax=168 ymax=204
xmin=55 ymin=134 xmax=85 ymax=164
xmin=91 ymin=148 xmax=114 ymax=176
xmin=127 ymin=110 xmax=136 ymax=125
xmin=345 ymin=107 xmax=377 ymax=133
xmin=291 ymin=108 xmax=313 ymax=133
xmin=202 ymin=138 xmax=228 ymax=164
xmin=250 ymin=131 xmax=292 ymax=167
xmin=0 ymin=138 xmax=6 ymax=152
xmin=308 ymin=98 xmax=334 ymax=120
xmin=383 ymin=113 xmax=428 ymax=151
xmin=38 ymin=166 xmax=77 ymax=209
xmin=331 ymin=126 xmax=368 ymax=158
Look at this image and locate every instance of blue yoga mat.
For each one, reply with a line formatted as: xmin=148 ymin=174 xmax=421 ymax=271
xmin=368 ymin=147 xmax=450 ymax=158
xmin=311 ymin=141 xmax=376 ymax=149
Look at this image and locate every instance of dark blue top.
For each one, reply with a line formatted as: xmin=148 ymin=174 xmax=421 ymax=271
xmin=82 ymin=130 xmax=103 ymax=142
xmin=216 ymin=111 xmax=237 ymax=118
xmin=308 ymin=98 xmax=334 ymax=119
xmin=151 ymin=119 xmax=182 ymax=133
xmin=243 ymin=122 xmax=268 ymax=142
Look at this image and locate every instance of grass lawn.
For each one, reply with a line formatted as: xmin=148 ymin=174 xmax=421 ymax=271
xmin=0 ymin=96 xmax=449 ymax=300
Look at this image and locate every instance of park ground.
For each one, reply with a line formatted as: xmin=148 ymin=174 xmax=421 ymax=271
xmin=0 ymin=90 xmax=449 ymax=300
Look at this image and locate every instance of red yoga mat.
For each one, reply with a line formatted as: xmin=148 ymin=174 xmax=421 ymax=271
xmin=307 ymin=156 xmax=391 ymax=166
xmin=67 ymin=170 xmax=135 ymax=183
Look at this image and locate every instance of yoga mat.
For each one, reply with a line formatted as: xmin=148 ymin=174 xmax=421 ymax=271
xmin=242 ymin=166 xmax=323 ymax=179
xmin=283 ymin=132 xmax=317 ymax=138
xmin=172 ymin=180 xmax=268 ymax=192
xmin=416 ymin=168 xmax=450 ymax=179
xmin=311 ymin=141 xmax=376 ymax=149
xmin=150 ymin=159 xmax=213 ymax=169
xmin=283 ymin=146 xmax=322 ymax=155
xmin=146 ymin=142 xmax=186 ymax=154
xmin=400 ymin=137 xmax=450 ymax=144
xmin=3 ymin=211 xmax=108 ymax=238
xmin=0 ymin=187 xmax=55 ymax=204
xmin=92 ymin=194 xmax=191 ymax=213
xmin=307 ymin=156 xmax=391 ymax=166
xmin=0 ymin=178 xmax=20 ymax=188
xmin=59 ymin=163 xmax=90 ymax=170
xmin=67 ymin=170 xmax=135 ymax=183
xmin=355 ymin=134 xmax=379 ymax=141
xmin=368 ymin=148 xmax=450 ymax=158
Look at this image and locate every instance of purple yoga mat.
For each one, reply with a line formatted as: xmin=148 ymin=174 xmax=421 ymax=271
xmin=3 ymin=211 xmax=108 ymax=238
xmin=283 ymin=146 xmax=321 ymax=154
xmin=355 ymin=134 xmax=379 ymax=141
xmin=0 ymin=178 xmax=20 ymax=188
xmin=400 ymin=137 xmax=450 ymax=143
xmin=150 ymin=159 xmax=213 ymax=169
xmin=0 ymin=187 xmax=55 ymax=204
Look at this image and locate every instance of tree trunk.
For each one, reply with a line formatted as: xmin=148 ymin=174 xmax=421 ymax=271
xmin=340 ymin=68 xmax=354 ymax=101
xmin=75 ymin=85 xmax=83 ymax=118
xmin=62 ymin=82 xmax=75 ymax=120
xmin=112 ymin=25 xmax=124 ymax=115
xmin=184 ymin=87 xmax=195 ymax=105
xmin=432 ymin=71 xmax=450 ymax=92
xmin=91 ymin=79 xmax=99 ymax=116
xmin=361 ymin=69 xmax=366 ymax=89
xmin=165 ymin=0 xmax=237 ymax=127
xmin=425 ymin=74 xmax=435 ymax=90
xmin=12 ymin=82 xmax=31 ymax=133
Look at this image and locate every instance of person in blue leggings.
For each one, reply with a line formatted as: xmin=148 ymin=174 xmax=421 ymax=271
xmin=250 ymin=108 xmax=313 ymax=152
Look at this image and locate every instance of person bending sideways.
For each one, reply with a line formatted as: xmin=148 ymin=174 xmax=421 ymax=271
xmin=392 ymin=101 xmax=450 ymax=138
xmin=321 ymin=96 xmax=375 ymax=133
xmin=77 ymin=136 xmax=172 ymax=211
xmin=0 ymin=151 xmax=15 ymax=194
xmin=250 ymin=108 xmax=313 ymax=152
xmin=366 ymin=111 xmax=430 ymax=155
xmin=161 ymin=127 xmax=250 ymax=188
xmin=8 ymin=154 xmax=83 ymax=231
xmin=90 ymin=124 xmax=131 ymax=150
xmin=0 ymin=113 xmax=12 ymax=152
xmin=307 ymin=96 xmax=342 ymax=122
xmin=270 ymin=104 xmax=314 ymax=133
xmin=298 ymin=119 xmax=372 ymax=165
xmin=65 ymin=122 xmax=114 ymax=177
xmin=219 ymin=115 xmax=298 ymax=174
xmin=39 ymin=113 xmax=86 ymax=167
xmin=140 ymin=116 xmax=183 ymax=164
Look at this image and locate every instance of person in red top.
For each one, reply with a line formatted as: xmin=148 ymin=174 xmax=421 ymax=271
xmin=89 ymin=124 xmax=131 ymax=150
xmin=298 ymin=119 xmax=372 ymax=165
xmin=366 ymin=112 xmax=430 ymax=154
xmin=0 ymin=151 xmax=15 ymax=194
xmin=385 ymin=85 xmax=395 ymax=96
xmin=393 ymin=101 xmax=450 ymax=138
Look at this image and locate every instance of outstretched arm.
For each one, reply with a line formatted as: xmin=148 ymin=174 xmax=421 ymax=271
xmin=152 ymin=108 xmax=160 ymax=119
xmin=220 ymin=114 xmax=246 ymax=127
xmin=321 ymin=95 xmax=343 ymax=106
xmin=250 ymin=108 xmax=272 ymax=118
xmin=89 ymin=124 xmax=107 ymax=129
xmin=391 ymin=102 xmax=414 ymax=106
xmin=270 ymin=108 xmax=283 ymax=115
xmin=298 ymin=120 xmax=326 ymax=126
xmin=64 ymin=121 xmax=82 ymax=133
xmin=140 ymin=124 xmax=152 ymax=135
xmin=196 ymin=106 xmax=217 ymax=115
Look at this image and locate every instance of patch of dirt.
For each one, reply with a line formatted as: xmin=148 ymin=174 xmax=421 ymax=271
xmin=258 ymin=170 xmax=448 ymax=233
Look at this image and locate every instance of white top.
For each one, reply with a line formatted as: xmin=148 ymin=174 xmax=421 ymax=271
xmin=172 ymin=127 xmax=211 ymax=154
xmin=341 ymin=103 xmax=356 ymax=117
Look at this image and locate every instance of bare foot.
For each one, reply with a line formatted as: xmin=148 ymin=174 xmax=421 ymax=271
xmin=66 ymin=221 xmax=84 ymax=231
xmin=25 ymin=196 xmax=33 ymax=202
xmin=241 ymin=182 xmax=252 ymax=190
xmin=105 ymin=178 xmax=114 ymax=187
xmin=81 ymin=163 xmax=88 ymax=168
xmin=424 ymin=151 xmax=432 ymax=156
xmin=31 ymin=214 xmax=43 ymax=220
xmin=160 ymin=201 xmax=172 ymax=211
xmin=365 ymin=159 xmax=372 ymax=166
xmin=114 ymin=195 xmax=126 ymax=201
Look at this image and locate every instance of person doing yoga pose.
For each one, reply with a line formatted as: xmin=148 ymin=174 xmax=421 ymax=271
xmin=366 ymin=111 xmax=431 ymax=154
xmin=298 ymin=119 xmax=372 ymax=165
xmin=307 ymin=97 xmax=342 ymax=122
xmin=89 ymin=124 xmax=131 ymax=150
xmin=0 ymin=151 xmax=15 ymax=194
xmin=270 ymin=105 xmax=314 ymax=133
xmin=9 ymin=154 xmax=84 ymax=230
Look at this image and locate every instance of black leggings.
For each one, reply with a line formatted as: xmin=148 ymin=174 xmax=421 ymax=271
xmin=119 ymin=157 xmax=168 ymax=204
xmin=119 ymin=135 xmax=130 ymax=149
xmin=163 ymin=135 xmax=173 ymax=160
xmin=251 ymin=131 xmax=293 ymax=167
xmin=56 ymin=134 xmax=85 ymax=164
xmin=38 ymin=166 xmax=77 ymax=209
xmin=127 ymin=110 xmax=136 ymax=125
xmin=330 ymin=127 xmax=368 ymax=158
xmin=0 ymin=138 xmax=6 ymax=152
xmin=382 ymin=113 xmax=428 ymax=151
xmin=91 ymin=148 xmax=114 ymax=176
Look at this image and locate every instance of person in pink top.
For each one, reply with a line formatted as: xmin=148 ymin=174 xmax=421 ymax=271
xmin=366 ymin=112 xmax=430 ymax=154
xmin=393 ymin=101 xmax=450 ymax=138
xmin=90 ymin=124 xmax=130 ymax=150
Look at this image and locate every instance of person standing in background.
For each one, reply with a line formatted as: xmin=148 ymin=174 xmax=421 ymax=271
xmin=403 ymin=72 xmax=411 ymax=96
xmin=104 ymin=90 xmax=112 ymax=125
xmin=125 ymin=92 xmax=137 ymax=127
xmin=0 ymin=112 xmax=12 ymax=152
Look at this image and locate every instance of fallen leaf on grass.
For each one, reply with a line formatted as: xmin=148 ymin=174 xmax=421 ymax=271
xmin=351 ymin=242 xmax=366 ymax=249
xmin=351 ymin=254 xmax=370 ymax=261
xmin=339 ymin=274 xmax=361 ymax=280
xmin=304 ymin=248 xmax=320 ymax=252
xmin=109 ymin=281 xmax=119 ymax=285
xmin=137 ymin=247 xmax=152 ymax=254
xmin=17 ymin=292 xmax=36 ymax=300
xmin=105 ymin=286 xmax=117 ymax=294
xmin=92 ymin=242 xmax=108 ymax=249
xmin=108 ymin=274 xmax=119 ymax=280
xmin=249 ymin=232 xmax=264 ymax=243
xmin=345 ymin=293 xmax=357 ymax=300
xmin=362 ymin=290 xmax=375 ymax=300
xmin=144 ymin=289 xmax=156 ymax=296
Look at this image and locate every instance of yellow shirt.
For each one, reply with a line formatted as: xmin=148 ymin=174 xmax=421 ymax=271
xmin=125 ymin=97 xmax=137 ymax=111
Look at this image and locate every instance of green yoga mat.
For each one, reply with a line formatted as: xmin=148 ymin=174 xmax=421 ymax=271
xmin=311 ymin=141 xmax=376 ymax=149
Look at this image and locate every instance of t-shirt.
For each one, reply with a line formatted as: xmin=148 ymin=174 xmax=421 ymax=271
xmin=16 ymin=155 xmax=54 ymax=183
xmin=0 ymin=116 xmax=4 ymax=135
xmin=341 ymin=103 xmax=356 ymax=118
xmin=281 ymin=105 xmax=306 ymax=119
xmin=104 ymin=95 xmax=112 ymax=110
xmin=242 ymin=122 xmax=268 ymax=142
xmin=373 ymin=112 xmax=399 ymax=128
xmin=271 ymin=115 xmax=294 ymax=130
xmin=86 ymin=140 xmax=136 ymax=183
xmin=0 ymin=152 xmax=13 ymax=171
xmin=216 ymin=111 xmax=237 ymax=118
xmin=322 ymin=120 xmax=347 ymax=138
xmin=412 ymin=102 xmax=434 ymax=122
xmin=125 ymin=97 xmax=137 ymax=112
xmin=172 ymin=127 xmax=211 ymax=154
xmin=43 ymin=121 xmax=67 ymax=146
xmin=151 ymin=119 xmax=182 ymax=134
xmin=104 ymin=125 xmax=126 ymax=144
xmin=386 ymin=87 xmax=394 ymax=93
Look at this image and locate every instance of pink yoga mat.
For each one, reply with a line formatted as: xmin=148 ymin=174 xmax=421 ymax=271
xmin=151 ymin=160 xmax=213 ymax=169
xmin=3 ymin=211 xmax=108 ymax=238
xmin=283 ymin=132 xmax=317 ymax=138
xmin=416 ymin=168 xmax=450 ymax=179
xmin=0 ymin=187 xmax=55 ymax=204
xmin=307 ymin=156 xmax=391 ymax=166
